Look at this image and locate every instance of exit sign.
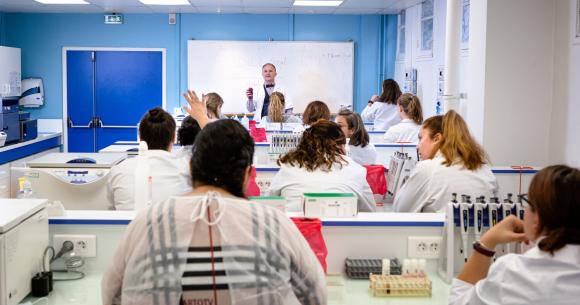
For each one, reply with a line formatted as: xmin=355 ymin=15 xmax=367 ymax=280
xmin=104 ymin=14 xmax=123 ymax=25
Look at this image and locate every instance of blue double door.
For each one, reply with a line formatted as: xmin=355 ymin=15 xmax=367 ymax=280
xmin=66 ymin=50 xmax=163 ymax=152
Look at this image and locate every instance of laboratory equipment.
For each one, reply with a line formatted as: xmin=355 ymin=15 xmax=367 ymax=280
xmin=19 ymin=78 xmax=44 ymax=108
xmin=0 ymin=132 xmax=6 ymax=147
xmin=268 ymin=132 xmax=301 ymax=155
xmin=386 ymin=152 xmax=416 ymax=196
xmin=0 ymin=97 xmax=20 ymax=144
xmin=303 ymin=193 xmax=358 ymax=218
xmin=19 ymin=112 xmax=37 ymax=142
xmin=26 ymin=153 xmax=126 ymax=210
xmin=344 ymin=258 xmax=402 ymax=279
xmin=0 ymin=46 xmax=21 ymax=98
xmin=369 ymin=274 xmax=431 ymax=297
xmin=439 ymin=194 xmax=525 ymax=283
xmin=0 ymin=199 xmax=48 ymax=305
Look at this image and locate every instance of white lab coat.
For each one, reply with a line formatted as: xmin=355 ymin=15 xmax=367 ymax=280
xmin=347 ymin=143 xmax=377 ymax=165
xmin=361 ymin=102 xmax=401 ymax=131
xmin=449 ymin=244 xmax=580 ymax=305
xmin=383 ymin=119 xmax=421 ymax=143
xmin=267 ymin=155 xmax=376 ymax=212
xmin=107 ymin=150 xmax=192 ymax=210
xmin=247 ymin=84 xmax=293 ymax=122
xmin=393 ymin=152 xmax=498 ymax=212
xmin=258 ymin=114 xmax=303 ymax=128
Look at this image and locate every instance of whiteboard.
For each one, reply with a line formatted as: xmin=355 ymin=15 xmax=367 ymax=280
xmin=187 ymin=40 xmax=354 ymax=114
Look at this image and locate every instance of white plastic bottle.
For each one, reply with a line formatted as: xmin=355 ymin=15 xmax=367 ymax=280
xmin=241 ymin=113 xmax=250 ymax=129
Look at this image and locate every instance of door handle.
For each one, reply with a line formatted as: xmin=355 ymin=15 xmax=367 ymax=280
xmin=67 ymin=117 xmax=93 ymax=128
xmin=96 ymin=118 xmax=137 ymax=129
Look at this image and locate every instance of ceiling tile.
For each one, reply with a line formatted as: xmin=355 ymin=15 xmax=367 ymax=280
xmin=339 ymin=0 xmax=391 ymax=9
xmin=190 ymin=0 xmax=242 ymax=6
xmin=148 ymin=5 xmax=196 ymax=13
xmin=242 ymin=0 xmax=292 ymax=8
xmin=243 ymin=7 xmax=290 ymax=14
xmin=195 ymin=6 xmax=245 ymax=13
xmin=290 ymin=6 xmax=336 ymax=14
xmin=334 ymin=8 xmax=384 ymax=14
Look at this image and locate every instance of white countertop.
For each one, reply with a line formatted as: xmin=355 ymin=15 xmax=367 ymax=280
xmin=0 ymin=132 xmax=61 ymax=153
xmin=25 ymin=272 xmax=450 ymax=305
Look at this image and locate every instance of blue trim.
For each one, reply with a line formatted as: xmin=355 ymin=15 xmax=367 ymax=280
xmin=322 ymin=220 xmax=444 ymax=227
xmin=265 ymin=130 xmax=292 ymax=133
xmin=492 ymin=169 xmax=538 ymax=174
xmin=255 ymin=167 xmax=279 ymax=172
xmin=255 ymin=143 xmax=270 ymax=147
xmin=374 ymin=143 xmax=416 ymax=148
xmin=48 ymin=218 xmax=443 ymax=227
xmin=0 ymin=136 xmax=61 ymax=165
xmin=49 ymin=219 xmax=131 ymax=225
xmin=368 ymin=131 xmax=386 ymax=134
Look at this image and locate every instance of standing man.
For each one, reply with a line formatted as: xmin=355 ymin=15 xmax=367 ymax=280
xmin=246 ymin=63 xmax=293 ymax=121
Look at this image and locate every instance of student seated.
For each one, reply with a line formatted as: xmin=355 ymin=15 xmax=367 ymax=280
xmin=294 ymin=100 xmax=331 ymax=132
xmin=383 ymin=93 xmax=423 ymax=143
xmin=336 ymin=109 xmax=377 ymax=165
xmin=393 ymin=110 xmax=498 ymax=212
xmin=173 ymin=115 xmax=201 ymax=160
xmin=106 ymin=108 xmax=191 ymax=210
xmin=449 ymin=165 xmax=580 ymax=305
xmin=102 ymin=118 xmax=327 ymax=305
xmin=259 ymin=92 xmax=301 ymax=127
xmin=268 ymin=119 xmax=375 ymax=212
xmin=203 ymin=92 xmax=224 ymax=121
xmin=361 ymin=79 xmax=402 ymax=131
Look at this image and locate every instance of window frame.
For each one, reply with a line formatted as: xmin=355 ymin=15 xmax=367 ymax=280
xmin=397 ymin=10 xmax=407 ymax=61
xmin=418 ymin=0 xmax=434 ymax=58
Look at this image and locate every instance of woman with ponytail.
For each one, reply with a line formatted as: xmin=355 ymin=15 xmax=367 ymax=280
xmin=107 ymin=107 xmax=191 ymax=210
xmin=450 ymin=165 xmax=580 ymax=305
xmin=393 ymin=110 xmax=498 ymax=212
xmin=259 ymin=92 xmax=301 ymax=127
xmin=383 ymin=93 xmax=424 ymax=143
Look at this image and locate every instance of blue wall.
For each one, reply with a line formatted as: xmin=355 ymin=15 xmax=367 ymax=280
xmin=4 ymin=13 xmax=396 ymax=119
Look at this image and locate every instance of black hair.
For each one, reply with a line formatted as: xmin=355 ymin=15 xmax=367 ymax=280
xmin=190 ymin=120 xmax=255 ymax=198
xmin=177 ymin=116 xmax=201 ymax=146
xmin=138 ymin=107 xmax=176 ymax=151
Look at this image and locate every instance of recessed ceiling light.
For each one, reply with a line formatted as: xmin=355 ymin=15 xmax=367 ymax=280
xmin=138 ymin=0 xmax=190 ymax=5
xmin=34 ymin=0 xmax=89 ymax=4
xmin=293 ymin=1 xmax=343 ymax=7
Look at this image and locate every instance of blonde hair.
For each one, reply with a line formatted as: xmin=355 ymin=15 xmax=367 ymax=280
xmin=397 ymin=93 xmax=424 ymax=125
xmin=205 ymin=92 xmax=224 ymax=119
xmin=268 ymin=92 xmax=285 ymax=123
xmin=422 ymin=110 xmax=487 ymax=170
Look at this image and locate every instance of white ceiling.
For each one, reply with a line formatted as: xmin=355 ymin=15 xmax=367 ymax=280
xmin=0 ymin=0 xmax=421 ymax=14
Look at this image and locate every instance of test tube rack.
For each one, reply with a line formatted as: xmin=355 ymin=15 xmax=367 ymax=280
xmin=369 ymin=274 xmax=432 ymax=297
xmin=344 ymin=258 xmax=402 ymax=279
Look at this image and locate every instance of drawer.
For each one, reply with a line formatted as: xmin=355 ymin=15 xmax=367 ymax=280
xmin=0 ymin=184 xmax=10 ymax=198
xmin=0 ymin=163 xmax=10 ymax=180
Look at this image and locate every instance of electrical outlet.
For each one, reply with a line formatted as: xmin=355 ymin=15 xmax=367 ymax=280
xmin=53 ymin=234 xmax=97 ymax=258
xmin=408 ymin=236 xmax=442 ymax=259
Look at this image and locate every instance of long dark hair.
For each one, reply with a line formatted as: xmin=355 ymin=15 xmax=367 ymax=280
xmin=529 ymin=165 xmax=580 ymax=254
xmin=378 ymin=79 xmax=402 ymax=105
xmin=190 ymin=120 xmax=254 ymax=197
xmin=138 ymin=107 xmax=176 ymax=151
xmin=337 ymin=109 xmax=370 ymax=148
xmin=278 ymin=120 xmax=346 ymax=172
xmin=177 ymin=116 xmax=201 ymax=146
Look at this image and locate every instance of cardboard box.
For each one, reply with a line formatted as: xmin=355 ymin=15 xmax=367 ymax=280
xmin=303 ymin=193 xmax=358 ymax=218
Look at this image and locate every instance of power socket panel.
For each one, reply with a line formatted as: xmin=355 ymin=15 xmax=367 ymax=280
xmin=408 ymin=236 xmax=442 ymax=259
xmin=53 ymin=234 xmax=97 ymax=258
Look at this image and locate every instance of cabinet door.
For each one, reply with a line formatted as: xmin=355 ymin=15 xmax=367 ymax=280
xmin=94 ymin=51 xmax=163 ymax=151
xmin=66 ymin=50 xmax=96 ymax=152
xmin=0 ymin=163 xmax=10 ymax=198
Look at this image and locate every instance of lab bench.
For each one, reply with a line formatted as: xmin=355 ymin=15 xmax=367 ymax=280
xmin=0 ymin=132 xmax=61 ymax=198
xmin=25 ymin=272 xmax=450 ymax=305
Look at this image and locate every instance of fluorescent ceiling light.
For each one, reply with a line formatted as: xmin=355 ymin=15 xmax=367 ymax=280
xmin=138 ymin=0 xmax=190 ymax=5
xmin=293 ymin=1 xmax=343 ymax=7
xmin=34 ymin=0 xmax=89 ymax=4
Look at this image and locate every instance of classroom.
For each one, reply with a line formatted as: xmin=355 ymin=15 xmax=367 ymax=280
xmin=0 ymin=0 xmax=579 ymax=304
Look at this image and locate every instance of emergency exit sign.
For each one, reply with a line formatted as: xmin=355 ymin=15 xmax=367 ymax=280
xmin=104 ymin=14 xmax=123 ymax=25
